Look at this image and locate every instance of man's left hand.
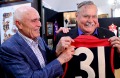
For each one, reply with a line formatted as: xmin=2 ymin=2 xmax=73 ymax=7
xmin=108 ymin=36 xmax=120 ymax=54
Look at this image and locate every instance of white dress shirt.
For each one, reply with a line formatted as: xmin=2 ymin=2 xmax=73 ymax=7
xmin=18 ymin=31 xmax=45 ymax=68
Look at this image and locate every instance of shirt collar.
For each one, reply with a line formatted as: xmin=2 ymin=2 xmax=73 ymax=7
xmin=78 ymin=27 xmax=98 ymax=35
xmin=18 ymin=31 xmax=38 ymax=46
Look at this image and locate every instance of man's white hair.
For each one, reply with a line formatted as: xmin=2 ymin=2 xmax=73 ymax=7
xmin=77 ymin=1 xmax=97 ymax=12
xmin=13 ymin=6 xmax=36 ymax=25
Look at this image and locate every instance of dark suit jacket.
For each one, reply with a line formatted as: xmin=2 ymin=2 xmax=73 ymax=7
xmin=55 ymin=26 xmax=120 ymax=77
xmin=0 ymin=32 xmax=63 ymax=78
xmin=55 ymin=27 xmax=115 ymax=44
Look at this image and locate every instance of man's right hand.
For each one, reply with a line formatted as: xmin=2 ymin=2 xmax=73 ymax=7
xmin=56 ymin=36 xmax=74 ymax=56
xmin=56 ymin=27 xmax=71 ymax=34
xmin=57 ymin=46 xmax=75 ymax=64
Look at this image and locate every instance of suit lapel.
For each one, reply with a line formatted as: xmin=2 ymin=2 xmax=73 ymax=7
xmin=97 ymin=28 xmax=107 ymax=39
xmin=14 ymin=33 xmax=41 ymax=68
xmin=38 ymin=38 xmax=47 ymax=64
xmin=69 ymin=27 xmax=79 ymax=39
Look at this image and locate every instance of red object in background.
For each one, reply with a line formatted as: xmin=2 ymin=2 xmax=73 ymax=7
xmin=108 ymin=23 xmax=117 ymax=36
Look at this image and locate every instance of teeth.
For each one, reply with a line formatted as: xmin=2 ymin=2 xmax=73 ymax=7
xmin=86 ymin=23 xmax=94 ymax=27
xmin=86 ymin=23 xmax=89 ymax=26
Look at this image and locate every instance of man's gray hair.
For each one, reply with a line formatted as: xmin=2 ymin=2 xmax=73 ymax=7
xmin=77 ymin=1 xmax=95 ymax=12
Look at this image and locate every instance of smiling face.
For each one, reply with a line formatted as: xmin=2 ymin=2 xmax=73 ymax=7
xmin=76 ymin=4 xmax=99 ymax=35
xmin=15 ymin=7 xmax=41 ymax=40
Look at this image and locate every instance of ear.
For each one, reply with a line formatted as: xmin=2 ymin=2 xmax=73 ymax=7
xmin=97 ymin=22 xmax=99 ymax=27
xmin=15 ymin=20 xmax=22 ymax=29
xmin=75 ymin=12 xmax=78 ymax=17
xmin=75 ymin=12 xmax=78 ymax=21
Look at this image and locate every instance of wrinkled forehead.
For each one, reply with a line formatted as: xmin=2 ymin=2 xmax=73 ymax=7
xmin=22 ymin=9 xmax=40 ymax=20
xmin=79 ymin=5 xmax=97 ymax=13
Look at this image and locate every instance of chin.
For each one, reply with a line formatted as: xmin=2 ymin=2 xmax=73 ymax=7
xmin=35 ymin=35 xmax=40 ymax=37
xmin=37 ymin=34 xmax=40 ymax=37
xmin=32 ymin=34 xmax=40 ymax=38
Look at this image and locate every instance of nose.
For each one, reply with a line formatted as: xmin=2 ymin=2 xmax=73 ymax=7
xmin=88 ymin=16 xmax=94 ymax=23
xmin=37 ymin=20 xmax=41 ymax=27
